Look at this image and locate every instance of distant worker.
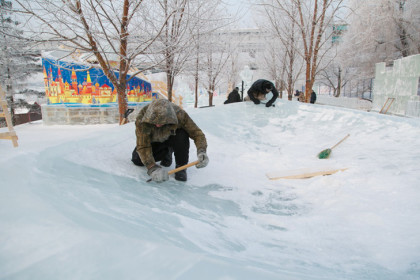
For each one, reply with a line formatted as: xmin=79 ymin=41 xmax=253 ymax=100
xmin=224 ymin=87 xmax=241 ymax=104
xmin=310 ymin=89 xmax=317 ymax=104
xmin=131 ymin=99 xmax=209 ymax=182
xmin=245 ymin=79 xmax=278 ymax=107
xmin=297 ymin=91 xmax=305 ymax=102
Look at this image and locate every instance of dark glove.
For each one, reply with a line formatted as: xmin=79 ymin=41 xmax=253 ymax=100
xmin=147 ymin=165 xmax=169 ymax=183
xmin=196 ymin=151 xmax=209 ymax=168
xmin=253 ymin=99 xmax=260 ymax=105
xmin=265 ymin=101 xmax=273 ymax=107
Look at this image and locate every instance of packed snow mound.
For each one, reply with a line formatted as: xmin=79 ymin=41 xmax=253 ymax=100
xmin=1 ymin=100 xmax=420 ymax=279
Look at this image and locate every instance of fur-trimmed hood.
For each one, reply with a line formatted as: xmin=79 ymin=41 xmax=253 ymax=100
xmin=141 ymin=99 xmax=178 ymax=125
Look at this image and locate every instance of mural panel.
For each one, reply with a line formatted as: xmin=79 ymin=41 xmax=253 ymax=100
xmin=42 ymin=57 xmax=155 ymax=105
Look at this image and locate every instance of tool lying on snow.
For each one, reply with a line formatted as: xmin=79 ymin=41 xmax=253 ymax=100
xmin=317 ymin=134 xmax=350 ymax=159
xmin=147 ymin=160 xmax=200 ymax=182
xmin=266 ymin=167 xmax=348 ymax=180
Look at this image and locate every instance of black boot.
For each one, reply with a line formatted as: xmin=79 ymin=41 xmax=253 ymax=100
xmin=131 ymin=147 xmax=144 ymax=166
xmin=160 ymin=148 xmax=173 ymax=167
xmin=175 ymin=166 xmax=187 ymax=181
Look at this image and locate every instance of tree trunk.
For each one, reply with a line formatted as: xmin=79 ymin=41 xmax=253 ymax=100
xmin=194 ymin=42 xmax=199 ymax=108
xmin=117 ymin=85 xmax=128 ymax=123
xmin=397 ymin=2 xmax=410 ymax=57
xmin=208 ymin=83 xmax=214 ymax=107
xmin=397 ymin=20 xmax=410 ymax=57
xmin=279 ymin=80 xmax=284 ymax=99
xmin=287 ymin=66 xmax=293 ymax=101
xmin=304 ymin=57 xmax=312 ymax=103
xmin=336 ymin=67 xmax=342 ymax=97
xmin=194 ymin=74 xmax=198 ymax=108
xmin=288 ymin=21 xmax=295 ymax=101
xmin=166 ymin=71 xmax=173 ymax=102
xmin=117 ymin=0 xmax=129 ymax=124
xmin=5 ymin=64 xmax=16 ymax=125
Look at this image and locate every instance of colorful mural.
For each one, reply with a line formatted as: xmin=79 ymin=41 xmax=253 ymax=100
xmin=42 ymin=57 xmax=154 ymax=105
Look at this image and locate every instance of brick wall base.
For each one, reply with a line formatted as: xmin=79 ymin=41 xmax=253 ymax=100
xmin=41 ymin=103 xmax=148 ymax=125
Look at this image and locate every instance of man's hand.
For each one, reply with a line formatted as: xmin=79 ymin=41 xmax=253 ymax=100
xmin=148 ymin=165 xmax=169 ymax=183
xmin=253 ymin=99 xmax=260 ymax=105
xmin=265 ymin=101 xmax=273 ymax=107
xmin=196 ymin=152 xmax=209 ymax=168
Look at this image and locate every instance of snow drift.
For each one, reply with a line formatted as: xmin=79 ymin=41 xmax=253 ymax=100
xmin=1 ymin=99 xmax=420 ymax=279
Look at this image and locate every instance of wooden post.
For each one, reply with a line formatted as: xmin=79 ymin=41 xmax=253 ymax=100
xmin=0 ymin=84 xmax=18 ymax=147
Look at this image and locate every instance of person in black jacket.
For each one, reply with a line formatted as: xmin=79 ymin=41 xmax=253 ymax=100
xmin=224 ymin=87 xmax=241 ymax=104
xmin=310 ymin=89 xmax=317 ymax=104
xmin=246 ymin=79 xmax=278 ymax=107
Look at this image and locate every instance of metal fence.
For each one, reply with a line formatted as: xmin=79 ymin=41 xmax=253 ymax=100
xmin=317 ymin=78 xmax=374 ymax=100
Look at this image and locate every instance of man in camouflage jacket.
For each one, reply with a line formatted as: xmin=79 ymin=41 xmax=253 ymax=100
xmin=132 ymin=99 xmax=208 ymax=182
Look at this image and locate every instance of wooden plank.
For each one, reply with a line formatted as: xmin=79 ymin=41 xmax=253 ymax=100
xmin=266 ymin=168 xmax=348 ymax=180
xmin=0 ymin=131 xmax=16 ymax=138
xmin=0 ymin=131 xmax=17 ymax=138
xmin=384 ymin=98 xmax=395 ymax=114
xmin=11 ymin=135 xmax=18 ymax=147
xmin=379 ymin=98 xmax=395 ymax=114
xmin=0 ymin=133 xmax=19 ymax=147
xmin=0 ymin=132 xmax=12 ymax=139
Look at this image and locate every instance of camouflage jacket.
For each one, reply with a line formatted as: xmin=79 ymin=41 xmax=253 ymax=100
xmin=135 ymin=99 xmax=207 ymax=169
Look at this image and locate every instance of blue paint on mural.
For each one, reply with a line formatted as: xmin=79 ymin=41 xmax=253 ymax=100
xmin=42 ymin=57 xmax=154 ymax=104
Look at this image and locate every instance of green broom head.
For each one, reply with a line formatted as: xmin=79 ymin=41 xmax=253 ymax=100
xmin=318 ymin=148 xmax=332 ymax=159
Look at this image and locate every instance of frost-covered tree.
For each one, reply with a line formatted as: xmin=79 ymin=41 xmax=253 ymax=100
xmin=259 ymin=0 xmax=346 ymax=102
xmin=12 ymin=0 xmax=181 ymax=124
xmin=0 ymin=0 xmax=41 ymax=125
xmin=258 ymin=2 xmax=304 ymax=100
xmin=318 ymin=62 xmax=352 ymax=97
xmin=151 ymin=0 xmax=192 ymax=102
xmin=148 ymin=0 xmax=225 ymax=104
xmin=224 ymin=48 xmax=242 ymax=94
xmin=257 ymin=40 xmax=286 ymax=98
xmin=179 ymin=0 xmax=237 ymax=107
xmin=200 ymin=30 xmax=233 ymax=106
xmin=339 ymin=0 xmax=420 ymax=78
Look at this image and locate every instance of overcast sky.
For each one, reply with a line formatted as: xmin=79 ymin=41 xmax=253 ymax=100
xmin=224 ymin=0 xmax=257 ymax=28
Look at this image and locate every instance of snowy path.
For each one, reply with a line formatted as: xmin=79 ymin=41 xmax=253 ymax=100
xmin=1 ymin=100 xmax=420 ymax=279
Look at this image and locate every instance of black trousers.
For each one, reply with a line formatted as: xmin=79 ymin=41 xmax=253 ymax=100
xmin=131 ymin=128 xmax=190 ymax=167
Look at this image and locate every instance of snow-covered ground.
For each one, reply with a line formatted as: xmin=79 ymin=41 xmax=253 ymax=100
xmin=1 ymin=98 xmax=420 ymax=279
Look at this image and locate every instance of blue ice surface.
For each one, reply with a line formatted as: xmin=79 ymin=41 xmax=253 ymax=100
xmin=1 ymin=99 xmax=420 ymax=279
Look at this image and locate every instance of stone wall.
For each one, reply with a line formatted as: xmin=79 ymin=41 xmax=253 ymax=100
xmin=41 ymin=103 xmax=147 ymax=125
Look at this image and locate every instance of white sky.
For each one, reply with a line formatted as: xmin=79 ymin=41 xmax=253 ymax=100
xmin=224 ymin=0 xmax=257 ymax=28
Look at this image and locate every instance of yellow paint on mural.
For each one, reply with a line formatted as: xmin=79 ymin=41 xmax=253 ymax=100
xmin=43 ymin=65 xmax=153 ymax=105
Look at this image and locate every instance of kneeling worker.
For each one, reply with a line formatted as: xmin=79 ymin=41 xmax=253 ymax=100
xmin=246 ymin=79 xmax=279 ymax=107
xmin=132 ymin=99 xmax=209 ymax=182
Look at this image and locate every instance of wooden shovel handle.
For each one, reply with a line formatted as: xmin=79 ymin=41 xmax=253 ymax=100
xmin=168 ymin=160 xmax=200 ymax=175
xmin=331 ymin=134 xmax=350 ymax=150
xmin=146 ymin=160 xmax=200 ymax=182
